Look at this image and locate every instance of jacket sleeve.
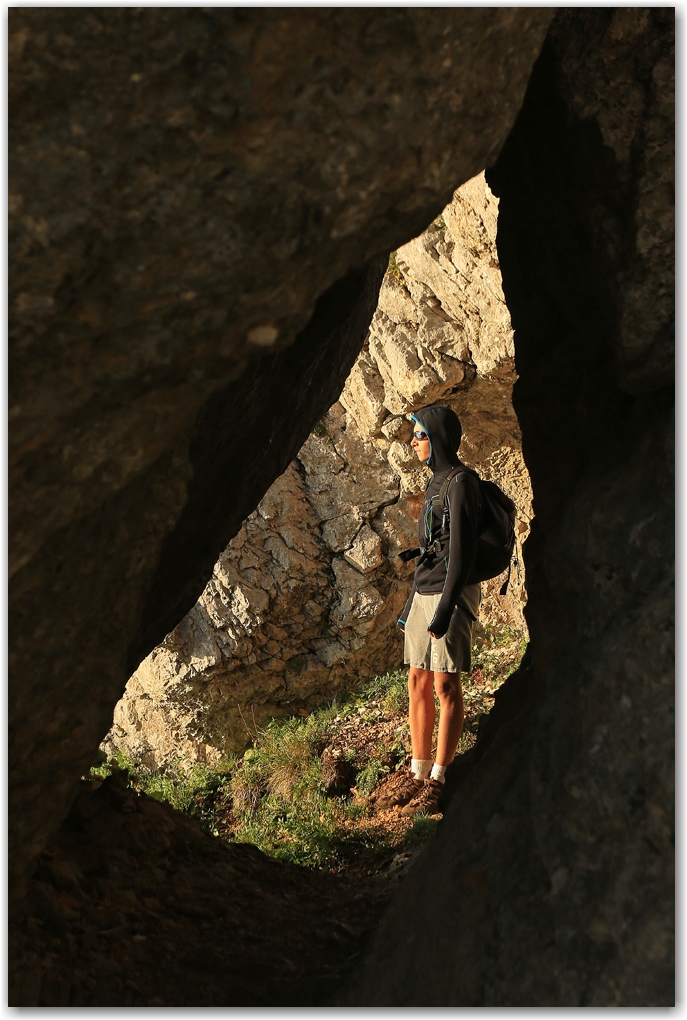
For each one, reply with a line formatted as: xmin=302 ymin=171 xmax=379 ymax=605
xmin=427 ymin=473 xmax=480 ymax=638
xmin=398 ymin=578 xmax=417 ymax=631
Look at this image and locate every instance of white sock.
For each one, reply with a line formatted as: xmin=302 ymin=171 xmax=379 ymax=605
xmin=411 ymin=758 xmax=432 ymax=780
xmin=430 ymin=763 xmax=447 ymax=784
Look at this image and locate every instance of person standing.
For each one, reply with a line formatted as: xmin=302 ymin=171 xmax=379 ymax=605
xmin=378 ymin=404 xmax=481 ymax=816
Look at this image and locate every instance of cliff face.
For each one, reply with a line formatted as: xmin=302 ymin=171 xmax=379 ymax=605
xmin=9 ymin=8 xmax=552 ymax=899
xmin=105 ymin=173 xmax=532 ymax=770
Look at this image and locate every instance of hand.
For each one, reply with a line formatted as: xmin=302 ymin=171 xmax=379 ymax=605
xmin=428 ymin=609 xmax=449 ymax=639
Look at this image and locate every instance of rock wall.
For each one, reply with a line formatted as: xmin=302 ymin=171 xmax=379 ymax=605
xmin=105 ymin=174 xmax=533 ymax=770
xmin=8 ymin=8 xmax=552 ymax=900
xmin=343 ymin=8 xmax=674 ymax=1006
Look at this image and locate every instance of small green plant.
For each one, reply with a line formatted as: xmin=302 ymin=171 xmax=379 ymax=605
xmin=406 ymin=813 xmax=439 ymax=847
xmin=90 ymin=751 xmax=235 ymax=834
xmin=357 ymin=668 xmax=408 ymax=716
xmin=470 ymin=625 xmax=527 ymax=689
xmin=386 ymin=251 xmax=407 ymax=288
xmin=233 ymin=787 xmax=345 ymax=868
xmin=311 ymin=421 xmax=328 ymax=439
xmin=355 ymin=758 xmax=390 ymax=797
xmin=432 ymin=213 xmax=447 ymax=231
xmin=89 ymin=748 xmax=112 ymax=779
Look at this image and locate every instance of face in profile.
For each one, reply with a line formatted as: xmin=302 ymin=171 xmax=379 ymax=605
xmin=411 ymin=427 xmax=431 ymax=463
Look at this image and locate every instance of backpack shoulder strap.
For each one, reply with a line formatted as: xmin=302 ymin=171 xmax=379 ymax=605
xmin=439 ymin=464 xmax=481 ymax=512
xmin=438 ymin=466 xmax=465 ymax=510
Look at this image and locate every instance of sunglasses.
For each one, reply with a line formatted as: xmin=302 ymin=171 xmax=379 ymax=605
xmin=412 ymin=430 xmax=429 ymax=441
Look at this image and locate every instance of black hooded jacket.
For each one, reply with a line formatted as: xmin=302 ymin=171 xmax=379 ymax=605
xmin=398 ymin=405 xmax=481 ymax=638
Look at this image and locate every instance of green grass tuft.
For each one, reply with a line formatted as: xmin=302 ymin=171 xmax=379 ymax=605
xmin=89 ymin=749 xmax=236 ymax=835
xmin=386 ymin=251 xmax=407 ymax=289
xmin=406 ymin=813 xmax=439 ymax=846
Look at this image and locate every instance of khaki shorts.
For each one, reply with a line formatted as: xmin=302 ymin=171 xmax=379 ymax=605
xmin=403 ymin=584 xmax=481 ymax=674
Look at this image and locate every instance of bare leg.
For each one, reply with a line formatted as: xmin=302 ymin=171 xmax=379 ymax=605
xmin=433 ymin=671 xmax=464 ymax=766
xmin=408 ymin=667 xmax=435 ymax=760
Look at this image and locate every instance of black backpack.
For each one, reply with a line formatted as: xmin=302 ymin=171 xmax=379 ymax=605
xmin=399 ymin=466 xmax=517 ymax=594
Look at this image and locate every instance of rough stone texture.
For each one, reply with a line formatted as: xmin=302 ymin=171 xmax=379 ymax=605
xmin=342 ymin=8 xmax=674 ymax=1006
xmin=105 ymin=174 xmax=532 ymax=771
xmin=10 ymin=769 xmax=394 ymax=1006
xmin=9 ymin=7 xmax=553 ymax=899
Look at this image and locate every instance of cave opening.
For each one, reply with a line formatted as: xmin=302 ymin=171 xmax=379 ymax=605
xmin=95 ymin=170 xmax=532 ymax=867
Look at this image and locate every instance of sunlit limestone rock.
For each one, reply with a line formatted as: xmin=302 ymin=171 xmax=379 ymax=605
xmin=343 ymin=525 xmax=385 ymax=574
xmin=105 ymin=173 xmax=533 ymax=769
xmin=386 ymin=440 xmax=428 ymax=495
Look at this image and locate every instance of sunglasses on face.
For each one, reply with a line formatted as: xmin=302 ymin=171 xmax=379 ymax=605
xmin=412 ymin=430 xmax=429 ymax=441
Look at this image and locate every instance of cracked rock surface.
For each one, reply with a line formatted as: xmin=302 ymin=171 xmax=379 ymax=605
xmin=106 ymin=174 xmax=532 ymax=770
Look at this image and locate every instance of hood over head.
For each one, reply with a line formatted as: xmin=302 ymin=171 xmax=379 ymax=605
xmin=411 ymin=405 xmax=462 ymax=472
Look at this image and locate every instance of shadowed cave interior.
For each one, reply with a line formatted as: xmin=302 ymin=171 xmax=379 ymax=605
xmin=9 ymin=8 xmax=673 ymax=1007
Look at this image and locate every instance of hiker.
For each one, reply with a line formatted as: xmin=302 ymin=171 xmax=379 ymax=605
xmin=380 ymin=405 xmax=482 ymax=817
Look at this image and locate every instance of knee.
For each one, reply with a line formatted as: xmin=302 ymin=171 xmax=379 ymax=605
xmin=434 ymin=673 xmax=461 ymax=701
xmin=408 ymin=668 xmax=433 ymax=696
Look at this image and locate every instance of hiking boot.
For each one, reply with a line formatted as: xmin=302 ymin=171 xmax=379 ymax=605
xmin=371 ymin=770 xmax=424 ymax=811
xmin=400 ymin=779 xmax=444 ymax=817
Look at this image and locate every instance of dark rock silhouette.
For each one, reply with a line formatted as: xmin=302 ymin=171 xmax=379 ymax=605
xmin=340 ymin=8 xmax=674 ymax=1006
xmin=10 ymin=768 xmax=393 ymax=1006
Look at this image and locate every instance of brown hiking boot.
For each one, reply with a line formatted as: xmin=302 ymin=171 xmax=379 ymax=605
xmin=400 ymin=779 xmax=444 ymax=817
xmin=370 ymin=770 xmax=424 ymax=811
